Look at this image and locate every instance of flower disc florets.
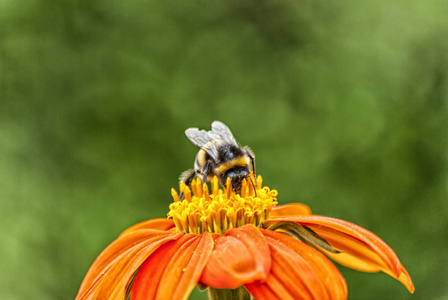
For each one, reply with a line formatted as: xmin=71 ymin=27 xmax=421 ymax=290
xmin=168 ymin=175 xmax=278 ymax=235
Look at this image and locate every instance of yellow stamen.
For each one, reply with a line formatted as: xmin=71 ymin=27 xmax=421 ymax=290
xmin=212 ymin=176 xmax=219 ymax=196
xmin=257 ymin=175 xmax=262 ymax=189
xmin=167 ymin=174 xmax=278 ymax=234
xmin=171 ymin=188 xmax=180 ymax=202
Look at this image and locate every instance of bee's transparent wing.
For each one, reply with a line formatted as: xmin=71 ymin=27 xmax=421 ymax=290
xmin=185 ymin=128 xmax=220 ymax=159
xmin=185 ymin=128 xmax=210 ymax=148
xmin=211 ymin=121 xmax=238 ymax=145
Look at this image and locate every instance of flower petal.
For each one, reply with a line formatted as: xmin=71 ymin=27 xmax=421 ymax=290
xmin=260 ymin=229 xmax=347 ymax=299
xmin=169 ymin=233 xmax=214 ymax=299
xmin=200 ymin=224 xmax=271 ymax=289
xmin=119 ymin=218 xmax=176 ymax=237
xmin=265 ymin=216 xmax=414 ymax=293
xmin=270 ymin=203 xmax=312 ymax=218
xmin=76 ymin=230 xmax=182 ymax=300
xmin=131 ymin=234 xmax=197 ymax=299
xmin=245 ymin=235 xmax=329 ymax=300
xmin=131 ymin=233 xmax=213 ymax=300
xmin=78 ymin=230 xmax=172 ymax=293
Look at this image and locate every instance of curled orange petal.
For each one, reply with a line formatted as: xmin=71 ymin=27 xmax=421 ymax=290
xmin=76 ymin=230 xmax=182 ymax=300
xmin=245 ymin=235 xmax=328 ymax=300
xmin=265 ymin=216 xmax=414 ymax=293
xmin=157 ymin=233 xmax=214 ymax=300
xmin=270 ymin=203 xmax=312 ymax=218
xmin=260 ymin=229 xmax=347 ymax=299
xmin=119 ymin=218 xmax=176 ymax=237
xmin=200 ymin=225 xmax=271 ymax=289
xmin=131 ymin=234 xmax=197 ymax=299
xmin=131 ymin=233 xmax=214 ymax=300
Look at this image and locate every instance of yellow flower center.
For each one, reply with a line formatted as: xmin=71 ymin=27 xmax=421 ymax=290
xmin=168 ymin=174 xmax=278 ymax=235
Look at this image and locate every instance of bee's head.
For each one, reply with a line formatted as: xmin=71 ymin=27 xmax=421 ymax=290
xmin=223 ymin=167 xmax=250 ymax=192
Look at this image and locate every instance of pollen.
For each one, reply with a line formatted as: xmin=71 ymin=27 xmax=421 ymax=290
xmin=167 ymin=174 xmax=278 ymax=235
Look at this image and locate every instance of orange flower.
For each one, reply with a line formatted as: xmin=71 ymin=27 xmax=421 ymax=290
xmin=76 ymin=175 xmax=414 ymax=300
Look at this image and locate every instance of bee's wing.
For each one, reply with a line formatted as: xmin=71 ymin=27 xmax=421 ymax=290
xmin=211 ymin=121 xmax=238 ymax=145
xmin=185 ymin=128 xmax=210 ymax=148
xmin=185 ymin=128 xmax=220 ymax=159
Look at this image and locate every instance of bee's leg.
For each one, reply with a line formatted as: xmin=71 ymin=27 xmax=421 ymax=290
xmin=202 ymin=161 xmax=210 ymax=185
xmin=245 ymin=149 xmax=257 ymax=194
xmin=249 ymin=175 xmax=257 ymax=197
xmin=179 ymin=169 xmax=196 ymax=201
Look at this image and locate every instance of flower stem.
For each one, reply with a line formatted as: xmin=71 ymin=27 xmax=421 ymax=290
xmin=208 ymin=287 xmax=252 ymax=300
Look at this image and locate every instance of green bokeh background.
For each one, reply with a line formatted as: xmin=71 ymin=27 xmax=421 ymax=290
xmin=1 ymin=0 xmax=447 ymax=299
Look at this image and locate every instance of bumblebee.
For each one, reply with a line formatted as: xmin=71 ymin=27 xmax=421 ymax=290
xmin=180 ymin=121 xmax=256 ymax=197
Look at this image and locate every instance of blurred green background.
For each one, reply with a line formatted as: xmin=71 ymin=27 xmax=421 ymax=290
xmin=1 ymin=0 xmax=447 ymax=299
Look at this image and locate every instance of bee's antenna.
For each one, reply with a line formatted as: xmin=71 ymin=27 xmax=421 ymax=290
xmin=249 ymin=175 xmax=257 ymax=197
